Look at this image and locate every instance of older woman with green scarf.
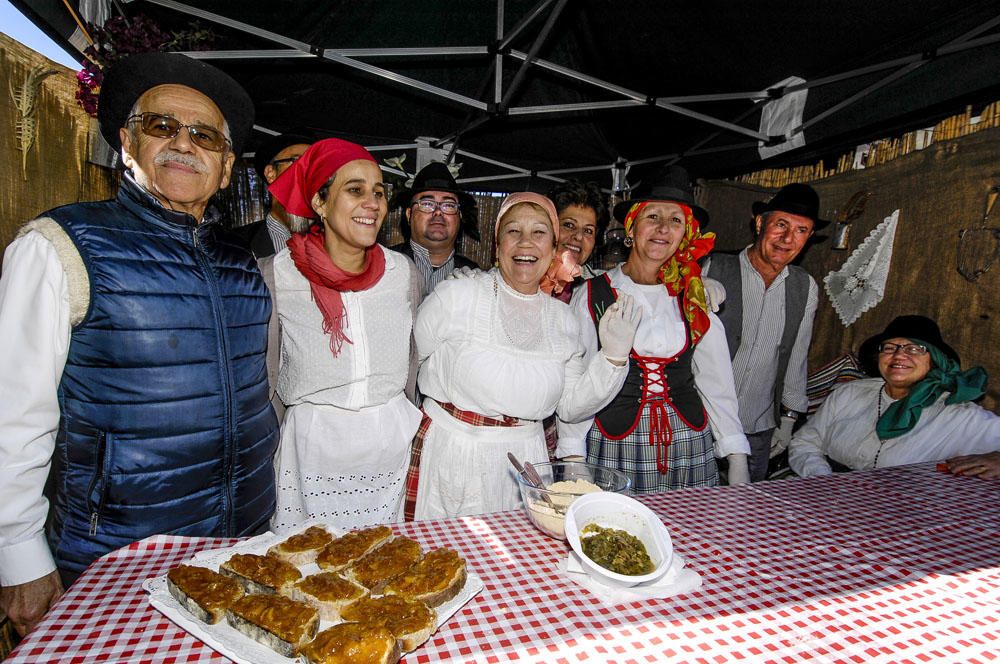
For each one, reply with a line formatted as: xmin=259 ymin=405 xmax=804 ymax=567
xmin=790 ymin=315 xmax=999 ymax=476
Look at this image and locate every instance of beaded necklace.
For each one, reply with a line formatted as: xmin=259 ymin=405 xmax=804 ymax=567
xmin=874 ymin=386 xmax=889 ymax=468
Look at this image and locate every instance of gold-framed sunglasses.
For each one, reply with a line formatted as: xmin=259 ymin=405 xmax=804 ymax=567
xmin=126 ymin=113 xmax=230 ymax=152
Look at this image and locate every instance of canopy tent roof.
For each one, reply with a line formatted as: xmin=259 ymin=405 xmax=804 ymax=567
xmin=14 ymin=0 xmax=1000 ymax=191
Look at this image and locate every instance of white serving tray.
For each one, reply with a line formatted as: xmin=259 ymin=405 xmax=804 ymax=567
xmin=144 ymin=527 xmax=483 ymax=664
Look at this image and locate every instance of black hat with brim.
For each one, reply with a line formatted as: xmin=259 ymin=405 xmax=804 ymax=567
xmin=98 ymin=52 xmax=254 ymax=157
xmin=252 ymin=129 xmax=318 ymax=178
xmin=394 ymin=161 xmax=480 ymax=241
xmin=858 ymin=315 xmax=960 ymax=376
xmin=612 ymin=164 xmax=710 ymax=226
xmin=752 ymin=183 xmax=831 ymax=231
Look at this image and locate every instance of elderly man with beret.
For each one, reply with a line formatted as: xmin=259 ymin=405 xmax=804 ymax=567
xmin=703 ymin=183 xmax=826 ymax=482
xmin=0 ymin=53 xmax=279 ymax=635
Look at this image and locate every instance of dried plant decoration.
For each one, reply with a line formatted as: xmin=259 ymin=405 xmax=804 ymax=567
xmin=9 ymin=64 xmax=59 ymax=179
xmin=957 ymin=185 xmax=1000 ymax=282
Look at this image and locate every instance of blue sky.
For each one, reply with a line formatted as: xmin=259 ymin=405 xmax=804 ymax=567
xmin=2 ymin=0 xmax=81 ymax=68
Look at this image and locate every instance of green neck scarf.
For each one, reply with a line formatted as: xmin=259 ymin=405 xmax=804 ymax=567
xmin=876 ymin=339 xmax=987 ymax=440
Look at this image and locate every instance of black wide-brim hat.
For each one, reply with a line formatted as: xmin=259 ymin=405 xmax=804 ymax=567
xmin=751 ymin=183 xmax=831 ymax=230
xmin=393 ymin=161 xmax=480 ymax=241
xmin=858 ymin=315 xmax=960 ymax=376
xmin=252 ymin=129 xmax=318 ymax=178
xmin=98 ymin=52 xmax=254 ymax=157
xmin=612 ymin=164 xmax=709 ymax=226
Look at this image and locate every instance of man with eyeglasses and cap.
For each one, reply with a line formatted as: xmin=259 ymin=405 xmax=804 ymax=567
xmin=703 ymin=183 xmax=827 ymax=482
xmin=0 ymin=53 xmax=278 ymax=635
xmin=390 ymin=162 xmax=481 ymax=295
xmin=235 ymin=130 xmax=315 ymax=257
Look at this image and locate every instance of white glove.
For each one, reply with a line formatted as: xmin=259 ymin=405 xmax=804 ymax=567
xmin=769 ymin=415 xmax=796 ymax=458
xmin=703 ymin=277 xmax=726 ymax=313
xmin=447 ymin=265 xmax=479 ymax=280
xmin=598 ymin=294 xmax=642 ymax=363
xmin=726 ymin=453 xmax=750 ymax=485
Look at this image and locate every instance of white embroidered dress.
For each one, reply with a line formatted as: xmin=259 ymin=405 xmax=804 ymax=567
xmin=271 ymin=248 xmax=421 ymax=533
xmin=413 ymin=269 xmax=627 ymax=519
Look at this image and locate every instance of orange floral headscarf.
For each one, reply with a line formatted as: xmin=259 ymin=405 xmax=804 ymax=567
xmin=624 ymin=201 xmax=716 ymax=345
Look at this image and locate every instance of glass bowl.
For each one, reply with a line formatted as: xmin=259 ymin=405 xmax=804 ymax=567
xmin=515 ymin=461 xmax=631 ymax=540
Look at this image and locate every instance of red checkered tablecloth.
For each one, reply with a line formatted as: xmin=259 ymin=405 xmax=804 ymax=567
xmin=9 ymin=463 xmax=999 ymax=663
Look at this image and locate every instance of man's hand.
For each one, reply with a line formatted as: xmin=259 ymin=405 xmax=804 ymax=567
xmin=0 ymin=570 xmax=64 ymax=636
xmin=770 ymin=415 xmax=797 ymax=458
xmin=702 ymin=277 xmax=726 ymax=313
xmin=446 ymin=265 xmax=479 ymax=280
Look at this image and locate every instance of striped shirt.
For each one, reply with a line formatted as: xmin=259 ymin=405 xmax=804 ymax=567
xmin=409 ymin=241 xmax=456 ymax=295
xmin=265 ymin=214 xmax=292 ymax=253
xmin=716 ymin=249 xmax=816 ymax=433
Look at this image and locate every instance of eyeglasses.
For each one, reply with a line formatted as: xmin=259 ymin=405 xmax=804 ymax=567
xmin=413 ymin=199 xmax=460 ymax=215
xmin=126 ymin=113 xmax=230 ymax=152
xmin=878 ymin=342 xmax=928 ymax=356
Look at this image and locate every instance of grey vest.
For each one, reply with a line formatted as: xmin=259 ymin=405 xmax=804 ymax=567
xmin=709 ymin=253 xmax=809 ymax=420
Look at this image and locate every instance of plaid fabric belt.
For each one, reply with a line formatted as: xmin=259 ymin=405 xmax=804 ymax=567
xmin=436 ymin=401 xmax=523 ymax=427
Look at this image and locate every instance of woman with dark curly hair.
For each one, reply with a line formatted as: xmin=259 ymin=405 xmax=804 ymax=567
xmin=547 ymin=180 xmax=610 ymax=292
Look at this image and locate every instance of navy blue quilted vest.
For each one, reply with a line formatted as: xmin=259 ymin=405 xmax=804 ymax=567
xmin=45 ymin=177 xmax=278 ymax=574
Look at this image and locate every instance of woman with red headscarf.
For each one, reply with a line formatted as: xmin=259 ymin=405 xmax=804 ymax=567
xmin=264 ymin=138 xmax=422 ymax=532
xmin=404 ymin=192 xmax=642 ymax=520
xmin=564 ymin=166 xmax=751 ymax=492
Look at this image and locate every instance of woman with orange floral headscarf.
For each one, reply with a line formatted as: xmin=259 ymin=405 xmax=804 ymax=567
xmin=562 ymin=165 xmax=751 ymax=492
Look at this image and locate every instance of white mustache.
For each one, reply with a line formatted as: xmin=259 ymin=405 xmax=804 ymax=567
xmin=154 ymin=150 xmax=208 ymax=173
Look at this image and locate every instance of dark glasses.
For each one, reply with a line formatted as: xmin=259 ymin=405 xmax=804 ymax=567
xmin=126 ymin=113 xmax=230 ymax=152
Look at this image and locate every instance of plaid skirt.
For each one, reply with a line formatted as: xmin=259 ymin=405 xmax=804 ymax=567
xmin=587 ymin=401 xmax=718 ymax=493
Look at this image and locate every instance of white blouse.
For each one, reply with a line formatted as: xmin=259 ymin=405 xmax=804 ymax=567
xmin=789 ymin=378 xmax=1000 ymax=477
xmin=560 ymin=265 xmax=750 ymax=458
xmin=414 ymin=269 xmax=626 ymax=423
xmin=274 ymin=247 xmax=412 ymax=410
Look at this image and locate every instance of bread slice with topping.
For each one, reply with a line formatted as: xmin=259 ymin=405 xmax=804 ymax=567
xmin=267 ymin=525 xmax=335 ymax=565
xmin=316 ymin=525 xmax=394 ymax=572
xmin=383 ymin=548 xmax=467 ymax=608
xmin=341 ymin=595 xmax=436 ymax=653
xmin=226 ymin=593 xmax=319 ymax=658
xmin=299 ymin=622 xmax=401 ymax=664
xmin=166 ymin=564 xmax=244 ymax=624
xmin=285 ymin=571 xmax=369 ymax=621
xmin=220 ymin=552 xmax=301 ymax=595
xmin=342 ymin=537 xmax=422 ymax=593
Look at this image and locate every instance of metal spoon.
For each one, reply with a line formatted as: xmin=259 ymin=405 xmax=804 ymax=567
xmin=507 ymin=453 xmax=561 ymax=513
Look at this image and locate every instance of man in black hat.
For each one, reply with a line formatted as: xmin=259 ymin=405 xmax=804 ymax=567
xmin=0 ymin=53 xmax=278 ymax=635
xmin=704 ymin=183 xmax=827 ymax=482
xmin=235 ymin=130 xmax=315 ymax=257
xmin=390 ymin=161 xmax=480 ymax=295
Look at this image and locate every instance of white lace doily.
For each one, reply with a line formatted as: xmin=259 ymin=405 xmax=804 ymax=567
xmin=823 ymin=209 xmax=900 ymax=326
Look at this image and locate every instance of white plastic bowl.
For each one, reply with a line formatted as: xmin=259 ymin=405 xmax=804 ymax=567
xmin=565 ymin=492 xmax=673 ymax=587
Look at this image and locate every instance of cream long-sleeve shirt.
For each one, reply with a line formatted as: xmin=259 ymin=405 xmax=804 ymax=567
xmin=789 ymin=378 xmax=1000 ymax=477
xmin=414 ymin=269 xmax=627 ymax=424
xmin=0 ymin=230 xmax=71 ymax=586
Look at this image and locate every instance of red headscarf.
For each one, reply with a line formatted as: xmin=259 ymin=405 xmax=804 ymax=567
xmin=269 ymin=138 xmax=387 ymax=357
xmin=494 ymin=192 xmax=581 ymax=295
xmin=269 ymin=138 xmax=377 ymax=217
xmin=623 ymin=201 xmax=715 ymax=345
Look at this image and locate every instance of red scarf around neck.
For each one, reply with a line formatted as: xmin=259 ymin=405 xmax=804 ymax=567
xmin=287 ymin=226 xmax=386 ymax=356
